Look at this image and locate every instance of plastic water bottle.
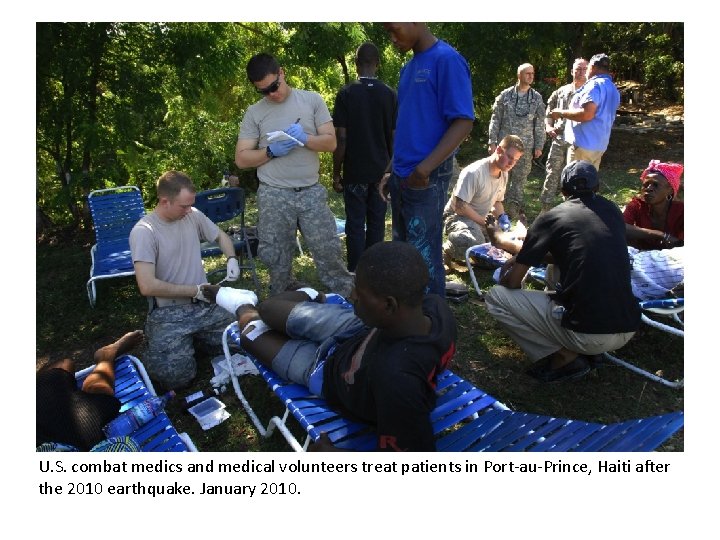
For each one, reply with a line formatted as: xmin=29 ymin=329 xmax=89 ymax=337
xmin=498 ymin=213 xmax=512 ymax=232
xmin=103 ymin=391 xmax=176 ymax=438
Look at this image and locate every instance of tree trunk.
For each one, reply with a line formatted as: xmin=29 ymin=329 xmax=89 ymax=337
xmin=36 ymin=205 xmax=54 ymax=236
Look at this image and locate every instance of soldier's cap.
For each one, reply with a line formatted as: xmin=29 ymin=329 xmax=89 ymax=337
xmin=561 ymin=160 xmax=599 ymax=196
xmin=589 ymin=53 xmax=611 ymax=70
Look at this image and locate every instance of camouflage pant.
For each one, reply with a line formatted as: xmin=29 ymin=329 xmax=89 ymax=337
xmin=504 ymin=148 xmax=533 ymax=211
xmin=257 ymin=183 xmax=353 ymax=297
xmin=540 ymin=140 xmax=569 ymax=204
xmin=143 ymin=302 xmax=235 ymax=389
xmin=443 ymin=214 xmax=488 ymax=260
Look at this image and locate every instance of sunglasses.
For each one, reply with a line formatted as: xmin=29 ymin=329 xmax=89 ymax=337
xmin=257 ymin=74 xmax=281 ymax=96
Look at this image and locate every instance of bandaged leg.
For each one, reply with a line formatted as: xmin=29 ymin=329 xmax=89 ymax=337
xmin=296 ymin=287 xmax=319 ymax=301
xmin=216 ymin=287 xmax=258 ymax=315
xmin=242 ymin=319 xmax=271 ymax=342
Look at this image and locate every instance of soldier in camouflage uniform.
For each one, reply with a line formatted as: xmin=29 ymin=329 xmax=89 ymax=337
xmin=488 ymin=63 xmax=546 ymax=221
xmin=235 ymin=53 xmax=353 ymax=297
xmin=129 ymin=171 xmax=240 ymax=390
xmin=539 ymin=58 xmax=588 ymax=213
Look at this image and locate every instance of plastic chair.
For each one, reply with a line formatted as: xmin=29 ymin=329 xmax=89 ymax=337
xmin=464 ymin=243 xmax=545 ymax=297
xmin=75 ymin=355 xmax=197 ymax=451
xmin=192 ymin=187 xmax=260 ymax=293
xmin=221 ymin=320 xmax=683 ymax=452
xmin=86 ymin=186 xmax=145 ymax=307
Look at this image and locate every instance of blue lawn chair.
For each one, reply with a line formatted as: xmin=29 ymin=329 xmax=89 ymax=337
xmin=75 ymin=355 xmax=197 ymax=451
xmin=192 ymin=187 xmax=260 ymax=293
xmin=86 ymin=186 xmax=146 ymax=307
xmin=465 ymin=243 xmax=546 ymax=297
xmin=221 ymin=321 xmax=683 ymax=452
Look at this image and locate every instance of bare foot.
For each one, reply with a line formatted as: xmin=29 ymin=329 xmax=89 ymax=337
xmin=236 ymin=305 xmax=261 ymax=328
xmin=93 ymin=330 xmax=144 ymax=364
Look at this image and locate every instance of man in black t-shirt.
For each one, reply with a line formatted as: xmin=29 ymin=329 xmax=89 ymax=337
xmin=332 ymin=42 xmax=397 ymax=271
xmin=485 ymin=161 xmax=641 ymax=382
xmin=203 ymin=241 xmax=457 ymax=451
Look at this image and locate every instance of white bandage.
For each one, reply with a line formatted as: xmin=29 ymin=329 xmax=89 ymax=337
xmin=194 ymin=284 xmax=210 ymax=302
xmin=243 ymin=320 xmax=270 ymax=341
xmin=216 ymin=287 xmax=258 ymax=314
xmin=297 ymin=287 xmax=319 ymax=300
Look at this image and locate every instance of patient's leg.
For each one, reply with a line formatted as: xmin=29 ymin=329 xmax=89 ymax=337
xmin=82 ymin=330 xmax=144 ymax=395
xmin=237 ymin=305 xmax=289 ymax=367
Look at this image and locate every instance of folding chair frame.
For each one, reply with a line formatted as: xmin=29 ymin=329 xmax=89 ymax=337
xmin=603 ymin=298 xmax=684 ymax=389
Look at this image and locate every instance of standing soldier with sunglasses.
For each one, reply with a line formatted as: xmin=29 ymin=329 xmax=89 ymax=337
xmin=488 ymin=63 xmax=546 ymax=223
xmin=236 ymin=53 xmax=354 ymax=297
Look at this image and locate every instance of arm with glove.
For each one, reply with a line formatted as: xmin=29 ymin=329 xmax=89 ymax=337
xmin=216 ymin=229 xmax=241 ymax=282
xmin=286 ymin=121 xmax=336 ymax=153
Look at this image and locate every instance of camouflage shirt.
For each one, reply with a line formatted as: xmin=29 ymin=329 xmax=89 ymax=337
xmin=488 ymin=85 xmax=546 ymax=151
xmin=545 ymin=82 xmax=582 ymax=144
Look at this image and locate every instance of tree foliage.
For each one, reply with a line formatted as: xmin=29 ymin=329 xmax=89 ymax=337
xmin=36 ymin=22 xmax=683 ymax=229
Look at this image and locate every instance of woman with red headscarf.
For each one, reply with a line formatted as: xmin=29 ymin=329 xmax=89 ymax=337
xmin=623 ymin=160 xmax=683 ymax=250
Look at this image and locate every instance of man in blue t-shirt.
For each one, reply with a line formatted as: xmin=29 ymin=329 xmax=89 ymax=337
xmin=380 ymin=23 xmax=475 ymax=296
xmin=549 ymin=53 xmax=620 ymax=172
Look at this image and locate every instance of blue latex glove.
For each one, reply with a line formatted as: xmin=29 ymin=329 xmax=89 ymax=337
xmin=268 ymin=138 xmax=296 ymax=157
xmin=498 ymin=213 xmax=511 ymax=232
xmin=285 ymin=123 xmax=308 ymax=145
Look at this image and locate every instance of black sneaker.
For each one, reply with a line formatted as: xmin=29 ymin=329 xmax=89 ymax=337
xmin=528 ymin=355 xmax=591 ymax=383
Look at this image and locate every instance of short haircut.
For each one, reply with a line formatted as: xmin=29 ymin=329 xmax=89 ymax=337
xmin=573 ymin=58 xmax=588 ymax=68
xmin=246 ymin=53 xmax=279 ymax=83
xmin=356 ymin=42 xmax=380 ymax=66
xmin=589 ymin=53 xmax=611 ymax=71
xmin=500 ymin=134 xmax=525 ymax=153
xmin=355 ymin=241 xmax=428 ymax=307
xmin=517 ymin=63 xmax=533 ymax=76
xmin=157 ymin=170 xmax=196 ymax=200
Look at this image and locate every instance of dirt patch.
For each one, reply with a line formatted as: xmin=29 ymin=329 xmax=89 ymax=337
xmin=603 ymin=83 xmax=684 ymax=175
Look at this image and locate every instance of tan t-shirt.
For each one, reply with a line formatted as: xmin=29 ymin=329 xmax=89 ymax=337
xmin=444 ymin=157 xmax=508 ymax=218
xmin=129 ymin=209 xmax=219 ymax=285
xmin=238 ymin=88 xmax=332 ymax=188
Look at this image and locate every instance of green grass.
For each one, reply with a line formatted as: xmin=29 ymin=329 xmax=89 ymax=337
xmin=36 ymin=152 xmax=684 ymax=452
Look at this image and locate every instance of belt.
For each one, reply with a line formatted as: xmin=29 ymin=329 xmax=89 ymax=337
xmin=292 ymin=185 xmax=315 ymax=192
xmin=154 ymin=296 xmax=198 ymax=308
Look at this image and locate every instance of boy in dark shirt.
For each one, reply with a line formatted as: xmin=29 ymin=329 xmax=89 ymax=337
xmin=203 ymin=241 xmax=457 ymax=451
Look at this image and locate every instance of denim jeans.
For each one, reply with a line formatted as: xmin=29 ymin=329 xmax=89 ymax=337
xmin=271 ymin=301 xmax=365 ymax=390
xmin=342 ymin=183 xmax=388 ymax=272
xmin=389 ymin=155 xmax=454 ymax=296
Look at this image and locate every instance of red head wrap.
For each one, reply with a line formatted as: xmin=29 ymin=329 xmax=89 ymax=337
xmin=640 ymin=160 xmax=684 ymax=196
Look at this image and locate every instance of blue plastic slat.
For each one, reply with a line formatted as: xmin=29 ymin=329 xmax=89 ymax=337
xmin=228 ymin=322 xmax=683 ymax=452
xmin=76 ymin=354 xmax=191 ymax=452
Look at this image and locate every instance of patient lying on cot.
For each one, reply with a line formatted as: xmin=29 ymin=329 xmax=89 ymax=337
xmin=482 ymin=215 xmax=684 ymax=301
xmin=201 ymin=241 xmax=457 ymax=452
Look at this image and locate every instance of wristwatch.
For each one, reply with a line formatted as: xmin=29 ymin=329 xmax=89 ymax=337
xmin=266 ymin=146 xmax=274 ymax=159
